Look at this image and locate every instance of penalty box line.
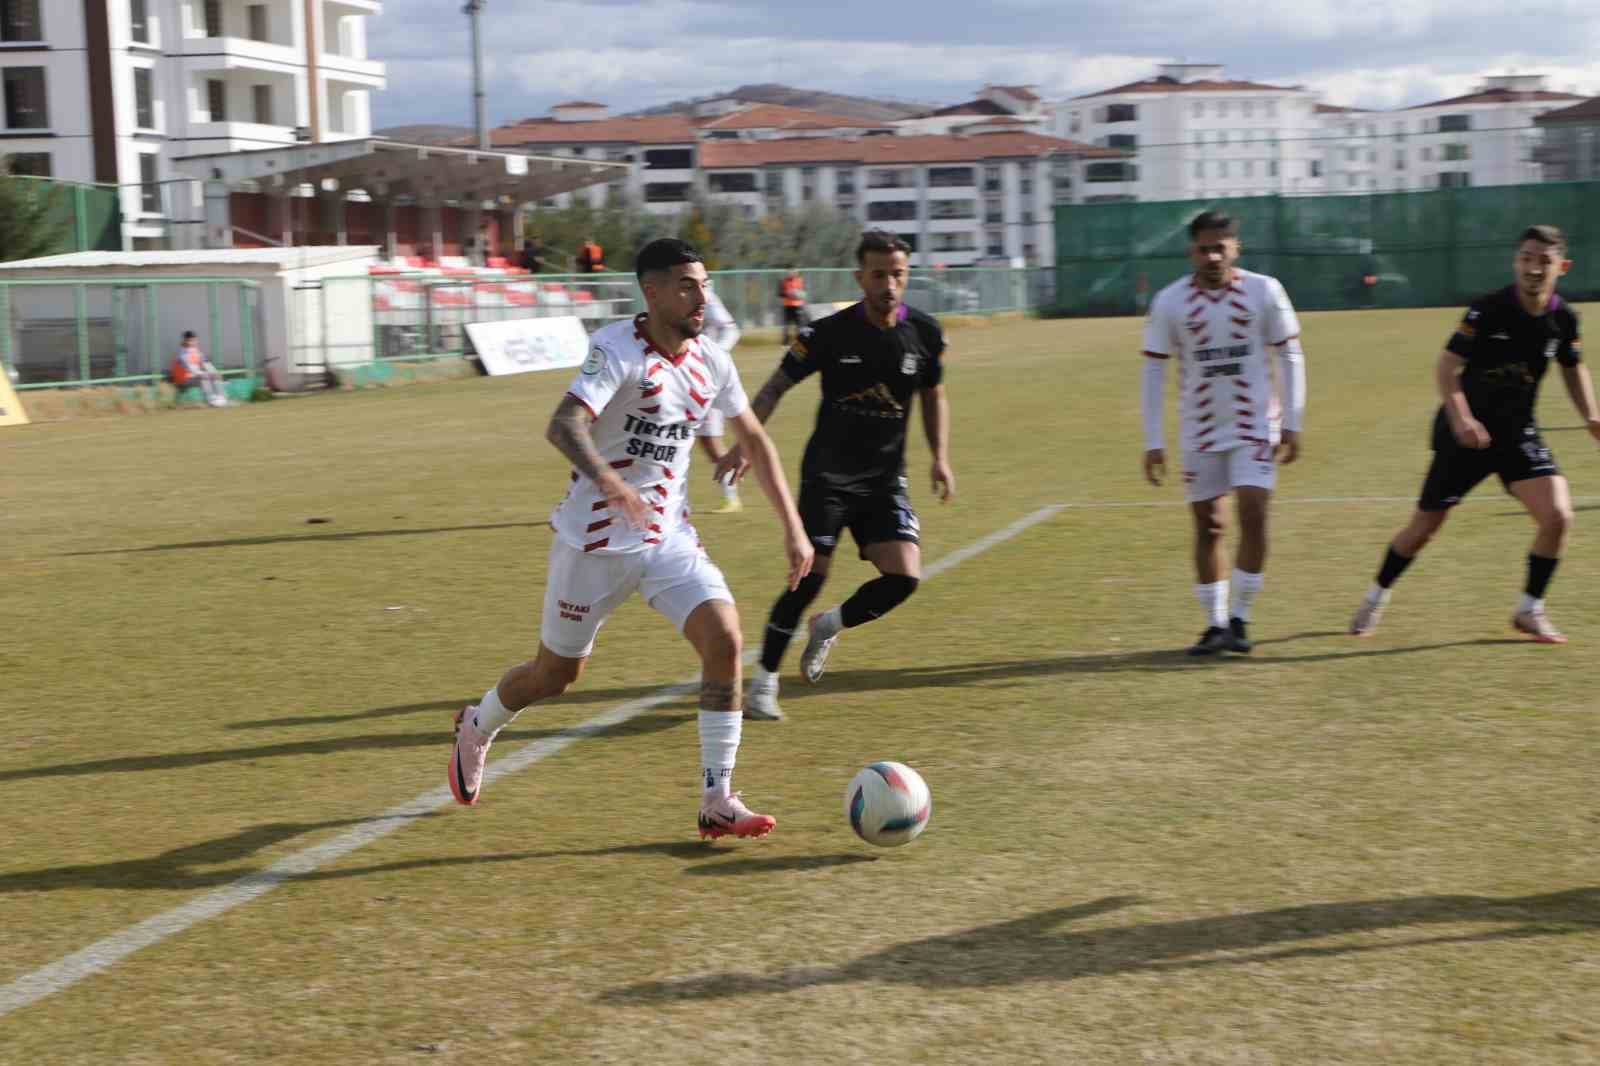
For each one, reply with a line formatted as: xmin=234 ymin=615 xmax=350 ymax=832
xmin=0 ymin=504 xmax=1068 ymax=1021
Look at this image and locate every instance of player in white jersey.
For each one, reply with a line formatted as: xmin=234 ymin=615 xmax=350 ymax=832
xmin=1141 ymin=210 xmax=1307 ymax=655
xmin=447 ymin=238 xmax=813 ymax=840
xmin=694 ymin=283 xmax=745 ymax=514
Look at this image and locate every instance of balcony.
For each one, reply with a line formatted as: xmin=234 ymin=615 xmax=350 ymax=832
xmin=185 ymin=119 xmax=301 ymax=148
xmin=319 ymin=53 xmax=385 ymax=88
xmin=177 ymin=34 xmax=301 ymax=75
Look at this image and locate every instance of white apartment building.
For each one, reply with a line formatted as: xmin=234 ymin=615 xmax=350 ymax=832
xmin=1055 ymin=64 xmax=1327 ymax=202
xmin=1322 ymin=75 xmax=1585 ymax=194
xmin=1 ymin=0 xmax=384 ymax=247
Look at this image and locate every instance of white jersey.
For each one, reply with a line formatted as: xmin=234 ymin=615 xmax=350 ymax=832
xmin=553 ymin=313 xmax=749 ymax=554
xmin=1143 ymin=268 xmax=1301 ymax=454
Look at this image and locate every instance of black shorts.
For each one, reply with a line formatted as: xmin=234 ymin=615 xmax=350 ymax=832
xmin=782 ymin=306 xmax=807 ymax=326
xmin=798 ymin=481 xmax=920 ymax=557
xmin=1418 ymin=424 xmax=1561 ymax=511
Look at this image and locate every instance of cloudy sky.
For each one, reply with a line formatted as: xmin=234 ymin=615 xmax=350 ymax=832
xmin=369 ymin=0 xmax=1600 ymax=129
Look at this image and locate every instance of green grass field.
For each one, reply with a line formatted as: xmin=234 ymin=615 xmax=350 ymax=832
xmin=3 ymin=306 xmax=1599 ymax=1065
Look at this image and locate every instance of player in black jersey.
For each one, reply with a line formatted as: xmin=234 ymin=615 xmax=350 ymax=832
xmin=718 ymin=230 xmax=955 ymax=719
xmin=1349 ymin=225 xmax=1598 ymax=642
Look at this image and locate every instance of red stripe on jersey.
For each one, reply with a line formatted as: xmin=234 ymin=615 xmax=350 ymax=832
xmin=1231 ymin=333 xmax=1247 ymax=341
xmin=1186 ymin=290 xmax=1204 ymax=304
xmin=1196 ymin=383 xmax=1211 ymax=393
xmin=1197 ymin=412 xmax=1214 ymax=423
xmin=1186 ymin=323 xmax=1204 ymax=334
xmin=642 ymin=537 xmax=662 ymax=545
xmin=586 ymin=518 xmax=612 ymax=533
xmin=688 ymin=389 xmax=707 ymax=407
xmin=648 ymin=362 xmax=666 ymax=377
xmin=1197 ymin=398 xmax=1213 ymax=409
xmin=584 ymin=537 xmax=610 ymax=552
xmin=641 ymin=385 xmax=664 ymax=398
xmin=640 ymin=405 xmax=661 ymax=414
xmin=687 ymin=367 xmax=708 ymax=388
xmin=564 ymin=393 xmax=598 ymax=419
xmin=661 ymin=466 xmax=676 ymax=479
xmin=591 ymin=500 xmax=608 ymax=511
xmin=610 ymin=459 xmax=634 ymax=469
xmin=648 ymin=523 xmax=662 ymax=534
xmin=653 ymin=484 xmax=669 ymax=498
xmin=1230 ymin=300 xmax=1248 ymax=312
xmin=1231 ymin=317 xmax=1250 ymax=328
xmin=650 ymin=503 xmax=665 ymax=515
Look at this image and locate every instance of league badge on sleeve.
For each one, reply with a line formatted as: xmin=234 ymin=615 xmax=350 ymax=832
xmin=581 ymin=347 xmax=606 ymax=375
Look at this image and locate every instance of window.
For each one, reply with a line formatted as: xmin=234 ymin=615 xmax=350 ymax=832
xmin=1345 ymin=147 xmax=1357 ymax=162
xmin=1442 ymin=143 xmax=1470 ymax=161
xmin=1438 ymin=114 xmax=1471 ymax=133
xmin=1268 ymin=160 xmax=1278 ymax=177
xmin=1022 ymin=210 xmax=1035 ymax=224
xmin=133 ymin=68 xmax=155 ymax=128
xmin=248 ymin=4 xmax=268 ymax=42
xmin=1309 ymin=160 xmax=1322 ymax=178
xmin=252 ymin=84 xmax=272 ymax=124
xmin=927 ymin=199 xmax=975 ymax=220
xmin=1437 ymin=171 xmax=1470 ymax=188
xmin=139 ymin=153 xmax=160 ymax=213
xmin=1106 ymin=133 xmax=1137 ymax=150
xmin=2 ymin=66 xmax=47 ymax=129
xmin=1 ymin=0 xmax=42 ymax=41
xmin=984 ymin=198 xmax=1002 ymax=224
xmin=204 ymin=0 xmax=222 ymax=36
xmin=643 ymin=148 xmax=692 ymax=170
xmin=205 ymin=79 xmax=227 ymax=121
xmin=896 ymin=233 xmax=917 ymax=252
xmin=868 ymin=168 xmax=910 ymax=189
xmin=982 ymin=165 xmax=1001 ymax=192
xmin=835 ymin=171 xmax=855 ymax=194
xmin=1367 ymin=149 xmax=1376 ymax=163
xmin=1243 ymin=160 xmax=1254 ymax=177
xmin=643 ymin=182 xmax=691 ymax=203
xmin=764 ymin=171 xmax=784 ymax=196
xmin=1105 ymin=103 xmax=1138 ymax=123
xmin=1085 ymin=161 xmax=1135 ymax=182
xmin=927 ymin=166 xmax=974 ymax=187
xmin=1195 ymin=161 xmax=1204 ymax=179
xmin=1068 ymin=111 xmax=1081 ymax=133
xmin=5 ymin=151 xmax=49 ymax=176
xmin=929 ymin=232 xmax=976 ymax=252
xmin=1020 ymin=177 xmax=1033 ymax=195
xmin=986 ymin=231 xmax=1004 ymax=256
xmin=129 ymin=0 xmax=149 ymax=43
xmin=865 ymin=200 xmax=917 ymax=222
xmin=1421 ymin=146 xmax=1432 ymax=161
xmin=708 ymin=172 xmax=757 ymax=193
xmin=1395 ymin=152 xmax=1406 ymax=170
xmin=1217 ymin=131 xmax=1228 ymax=147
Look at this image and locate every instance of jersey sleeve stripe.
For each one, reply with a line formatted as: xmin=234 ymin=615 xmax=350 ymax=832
xmin=565 ymin=393 xmax=598 ymax=419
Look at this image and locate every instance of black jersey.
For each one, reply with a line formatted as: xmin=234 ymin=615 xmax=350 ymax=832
xmin=779 ymin=302 xmax=945 ymax=491
xmin=1438 ymin=286 xmax=1582 ymax=439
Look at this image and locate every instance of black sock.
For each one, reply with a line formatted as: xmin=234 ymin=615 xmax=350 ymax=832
xmin=1375 ymin=546 xmax=1414 ymax=589
xmin=1525 ymin=553 xmax=1559 ymax=600
xmin=840 ymin=574 xmax=919 ymax=629
xmin=759 ymin=573 xmax=825 ymax=672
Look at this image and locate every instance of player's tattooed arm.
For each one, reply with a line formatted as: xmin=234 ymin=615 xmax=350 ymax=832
xmin=545 ymin=394 xmax=611 ymax=483
xmin=547 ymin=395 xmax=651 ymax=528
xmin=750 ymin=368 xmax=799 ymax=423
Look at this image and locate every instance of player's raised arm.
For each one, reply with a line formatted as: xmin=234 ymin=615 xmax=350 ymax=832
xmin=545 ymin=394 xmax=650 ymax=530
xmin=727 ymin=407 xmax=813 ymax=590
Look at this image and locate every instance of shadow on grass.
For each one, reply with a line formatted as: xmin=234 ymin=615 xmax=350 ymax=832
xmin=230 ymin=683 xmax=699 ymax=730
xmin=0 ymin=826 xmax=867 ymax=893
xmin=600 ymin=887 xmax=1600 ymax=1001
xmin=60 ymin=520 xmax=548 ymax=556
xmin=775 ymin=638 xmax=1531 ymax=700
xmin=0 ymin=713 xmax=689 ymax=783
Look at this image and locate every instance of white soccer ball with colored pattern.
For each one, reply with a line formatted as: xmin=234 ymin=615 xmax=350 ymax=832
xmin=844 ymin=761 xmax=932 ymax=847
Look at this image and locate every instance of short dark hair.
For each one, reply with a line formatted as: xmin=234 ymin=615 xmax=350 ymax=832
xmin=1520 ymin=224 xmax=1567 ymax=255
xmin=856 ymin=229 xmax=911 ymax=264
xmin=634 ymin=237 xmax=703 ymax=281
xmin=182 ymin=331 xmax=196 ymax=341
xmin=1188 ymin=210 xmax=1238 ymax=240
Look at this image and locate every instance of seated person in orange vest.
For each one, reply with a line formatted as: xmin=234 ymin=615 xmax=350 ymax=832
xmin=170 ymin=331 xmax=229 ymax=407
xmin=778 ymin=267 xmax=808 ymax=346
xmin=576 ymin=237 xmax=606 ymax=274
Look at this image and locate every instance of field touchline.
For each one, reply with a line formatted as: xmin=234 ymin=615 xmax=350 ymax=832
xmin=0 ymin=504 xmax=1069 ymax=1021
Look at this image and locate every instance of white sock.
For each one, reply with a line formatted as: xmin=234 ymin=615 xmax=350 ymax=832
xmin=815 ymin=606 xmax=844 ymax=636
xmin=1195 ymin=581 xmax=1228 ymax=628
xmin=720 ymin=478 xmax=739 ymax=501
xmin=473 ymin=685 xmax=516 ymax=735
xmin=1365 ymin=583 xmax=1391 ymax=605
xmin=1518 ymin=593 xmax=1544 ymax=615
xmin=1230 ymin=569 xmax=1263 ymax=622
xmin=698 ymin=710 xmax=741 ymax=800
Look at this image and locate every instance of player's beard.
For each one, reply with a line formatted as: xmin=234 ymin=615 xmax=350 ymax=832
xmin=680 ymin=313 xmax=705 ymax=338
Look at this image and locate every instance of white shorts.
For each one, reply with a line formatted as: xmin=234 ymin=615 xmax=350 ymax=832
xmin=1182 ymin=443 xmax=1276 ymax=503
xmin=696 ymin=408 xmax=726 ymax=438
xmin=540 ymin=527 xmax=733 ymax=658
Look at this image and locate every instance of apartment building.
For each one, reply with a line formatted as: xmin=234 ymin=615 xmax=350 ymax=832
xmin=0 ymin=0 xmax=384 ymax=246
xmin=1534 ymin=96 xmax=1600 ymax=183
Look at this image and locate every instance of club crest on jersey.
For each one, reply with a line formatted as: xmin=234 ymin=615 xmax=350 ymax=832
xmin=900 ymin=350 xmax=919 ymax=376
xmin=581 ymin=348 xmax=605 ymax=375
xmin=1545 ymin=339 xmax=1560 ymax=359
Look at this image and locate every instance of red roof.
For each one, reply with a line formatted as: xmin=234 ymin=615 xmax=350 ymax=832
xmin=919 ymin=99 xmax=1011 ymax=118
xmin=698 ymin=131 xmax=1120 ymax=168
xmin=1534 ymin=96 xmax=1600 ymax=123
xmin=488 ymin=114 xmax=698 ymax=147
xmin=698 ymin=103 xmax=889 ymax=132
xmin=1402 ymin=87 xmax=1585 ymax=110
xmin=1075 ymin=76 xmax=1297 ymax=99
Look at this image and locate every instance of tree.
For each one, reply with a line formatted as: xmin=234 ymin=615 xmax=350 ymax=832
xmin=0 ymin=163 xmax=65 ymax=263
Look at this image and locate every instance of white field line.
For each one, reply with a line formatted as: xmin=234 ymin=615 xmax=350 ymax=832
xmin=0 ymin=505 xmax=1068 ymax=1020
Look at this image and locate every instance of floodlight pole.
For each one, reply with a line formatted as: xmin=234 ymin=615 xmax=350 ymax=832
xmin=464 ymin=0 xmax=489 ymax=150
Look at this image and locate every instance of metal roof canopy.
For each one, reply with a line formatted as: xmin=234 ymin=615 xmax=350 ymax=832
xmin=171 ymin=138 xmax=627 ymax=205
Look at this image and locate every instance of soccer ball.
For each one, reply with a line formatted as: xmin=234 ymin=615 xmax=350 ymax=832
xmin=844 ymin=761 xmax=932 ymax=847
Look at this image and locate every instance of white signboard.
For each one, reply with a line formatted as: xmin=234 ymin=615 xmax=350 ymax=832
xmin=466 ymin=317 xmax=591 ymax=377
